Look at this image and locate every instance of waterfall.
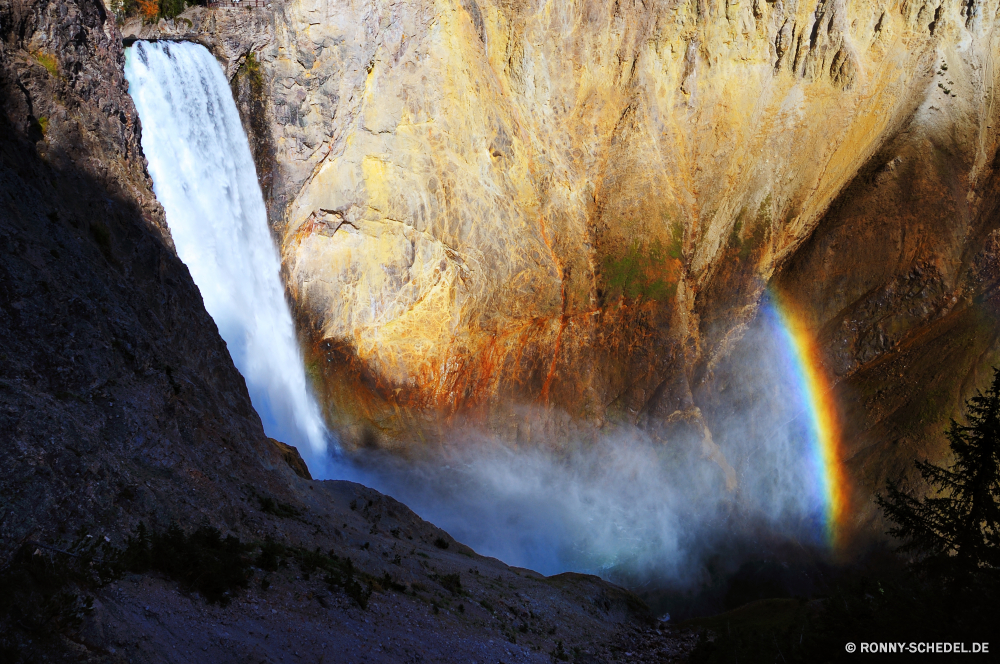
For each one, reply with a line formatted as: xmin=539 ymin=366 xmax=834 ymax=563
xmin=124 ymin=41 xmax=333 ymax=476
xmin=120 ymin=42 xmax=829 ymax=586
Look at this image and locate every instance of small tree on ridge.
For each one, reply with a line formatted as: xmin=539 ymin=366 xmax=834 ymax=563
xmin=877 ymin=367 xmax=1000 ymax=580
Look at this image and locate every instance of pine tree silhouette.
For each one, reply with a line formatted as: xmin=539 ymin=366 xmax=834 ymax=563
xmin=877 ymin=367 xmax=1000 ymax=580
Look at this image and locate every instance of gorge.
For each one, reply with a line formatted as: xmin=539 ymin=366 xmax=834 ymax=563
xmin=123 ymin=39 xmax=333 ymax=475
xmin=120 ymin=34 xmax=833 ymax=590
xmin=126 ymin=0 xmax=1000 ymax=553
xmin=1 ymin=0 xmax=1000 ymax=661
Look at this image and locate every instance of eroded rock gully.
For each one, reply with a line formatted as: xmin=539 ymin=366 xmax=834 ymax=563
xmin=144 ymin=0 xmax=1000 ymax=515
xmin=1 ymin=1 xmax=673 ymax=661
xmin=3 ymin=0 xmax=998 ymax=658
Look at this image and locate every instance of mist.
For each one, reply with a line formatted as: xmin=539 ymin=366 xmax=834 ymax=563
xmin=332 ymin=302 xmax=837 ymax=600
xmin=125 ymin=39 xmax=837 ymax=601
xmin=124 ymin=41 xmax=335 ymax=474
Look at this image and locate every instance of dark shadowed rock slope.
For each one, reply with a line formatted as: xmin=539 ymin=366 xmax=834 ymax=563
xmin=0 ymin=0 xmax=296 ymax=558
xmin=133 ymin=4 xmax=1000 ymax=554
xmin=0 ymin=2 xmax=683 ymax=662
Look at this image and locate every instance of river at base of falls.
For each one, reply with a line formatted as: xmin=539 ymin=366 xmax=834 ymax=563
xmin=124 ymin=41 xmax=334 ymax=476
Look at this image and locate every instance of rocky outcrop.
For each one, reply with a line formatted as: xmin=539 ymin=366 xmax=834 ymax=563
xmin=132 ymin=1 xmax=1000 ymax=532
xmin=0 ymin=0 xmax=290 ymax=557
xmin=222 ymin=0 xmax=1000 ymax=490
xmin=0 ymin=2 xmax=670 ymax=659
xmin=120 ymin=6 xmax=273 ymax=79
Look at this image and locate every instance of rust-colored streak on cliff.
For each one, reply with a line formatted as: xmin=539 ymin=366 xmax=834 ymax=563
xmin=151 ymin=0 xmax=1000 ymax=495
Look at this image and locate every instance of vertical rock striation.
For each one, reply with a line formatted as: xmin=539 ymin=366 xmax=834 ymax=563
xmin=246 ymin=0 xmax=999 ymax=461
xmin=135 ymin=1 xmax=1000 ymax=523
xmin=0 ymin=11 xmax=671 ymax=662
xmin=0 ymin=0 xmax=302 ymax=558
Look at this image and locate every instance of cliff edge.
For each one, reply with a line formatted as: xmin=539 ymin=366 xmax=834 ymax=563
xmin=183 ymin=0 xmax=1000 ymax=534
xmin=0 ymin=2 xmax=669 ymax=661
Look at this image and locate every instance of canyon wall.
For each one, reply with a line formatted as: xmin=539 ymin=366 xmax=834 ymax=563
xmin=1 ymin=7 xmax=664 ymax=660
xmin=144 ymin=1 xmax=1000 ymax=527
xmin=0 ymin=0 xmax=309 ymax=559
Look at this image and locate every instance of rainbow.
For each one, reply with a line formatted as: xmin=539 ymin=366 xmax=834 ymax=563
xmin=766 ymin=292 xmax=850 ymax=549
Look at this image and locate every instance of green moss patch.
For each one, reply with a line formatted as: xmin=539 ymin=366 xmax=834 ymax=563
xmin=259 ymin=494 xmax=303 ymax=519
xmin=241 ymin=51 xmax=264 ymax=88
xmin=728 ymin=196 xmax=771 ymax=260
xmin=600 ymin=236 xmax=678 ymax=304
xmin=34 ymin=53 xmax=58 ymax=77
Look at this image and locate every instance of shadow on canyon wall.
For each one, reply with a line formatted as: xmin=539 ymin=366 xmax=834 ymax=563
xmin=8 ymin=6 xmax=1000 ymax=659
xmin=192 ymin=0 xmax=1000 ymax=578
xmin=0 ymin=5 xmax=680 ymax=662
xmin=0 ymin=3 xmax=290 ymax=551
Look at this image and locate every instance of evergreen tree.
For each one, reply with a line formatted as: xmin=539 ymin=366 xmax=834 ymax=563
xmin=690 ymin=376 xmax=1000 ymax=663
xmin=877 ymin=367 xmax=1000 ymax=580
xmin=160 ymin=0 xmax=189 ymax=19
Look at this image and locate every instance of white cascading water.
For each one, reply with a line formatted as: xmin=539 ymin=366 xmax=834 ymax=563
xmin=124 ymin=41 xmax=333 ymax=476
xmin=120 ymin=41 xmax=830 ymax=587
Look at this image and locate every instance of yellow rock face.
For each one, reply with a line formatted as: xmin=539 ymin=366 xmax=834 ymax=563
xmin=259 ymin=0 xmax=1000 ymax=454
